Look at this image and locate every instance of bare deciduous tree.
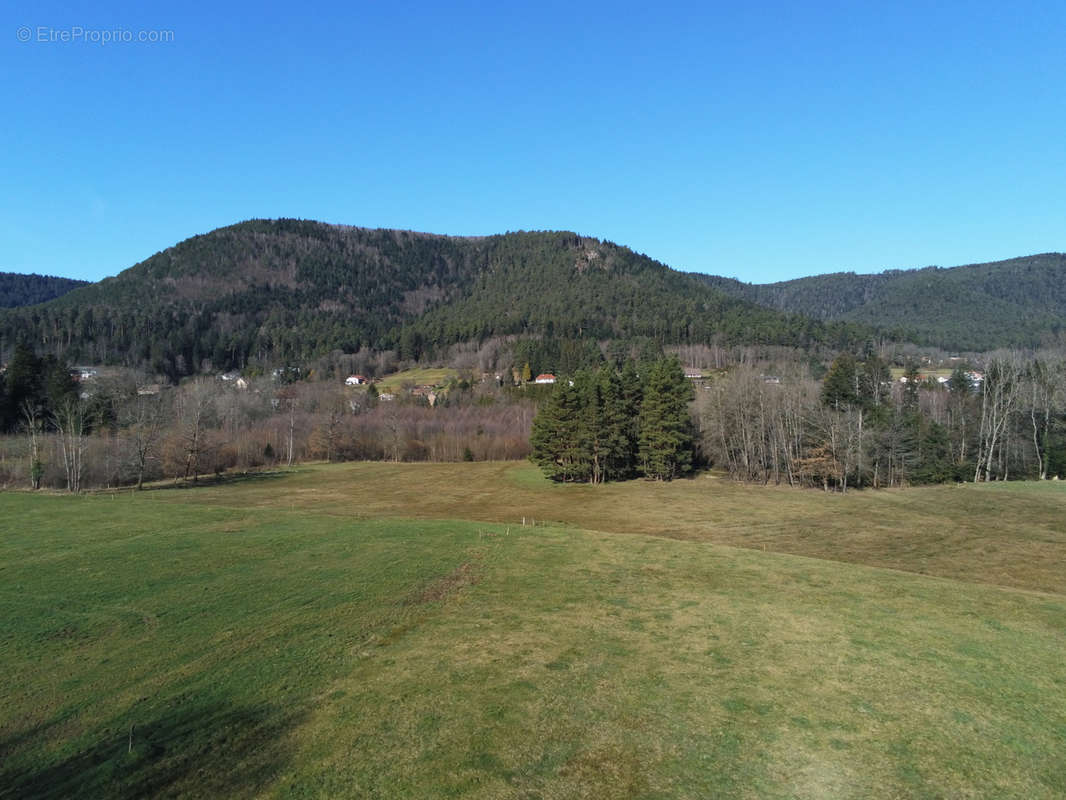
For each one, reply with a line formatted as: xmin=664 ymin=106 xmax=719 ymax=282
xmin=974 ymin=357 xmax=1021 ymax=482
xmin=53 ymin=398 xmax=88 ymax=493
xmin=122 ymin=392 xmax=168 ymax=489
xmin=1024 ymin=358 xmax=1061 ymax=480
xmin=20 ymin=400 xmax=45 ymax=490
xmin=177 ymin=380 xmax=218 ymax=482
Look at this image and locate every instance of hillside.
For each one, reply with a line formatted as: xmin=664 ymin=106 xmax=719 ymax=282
xmin=0 ymin=272 xmax=88 ymax=308
xmin=697 ymin=253 xmax=1066 ymax=351
xmin=0 ymin=220 xmax=864 ymax=377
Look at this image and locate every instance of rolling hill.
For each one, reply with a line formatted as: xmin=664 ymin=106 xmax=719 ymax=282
xmin=696 ymin=253 xmax=1066 ymax=351
xmin=0 ymin=220 xmax=864 ymax=378
xmin=5 ymin=220 xmax=1059 ymax=374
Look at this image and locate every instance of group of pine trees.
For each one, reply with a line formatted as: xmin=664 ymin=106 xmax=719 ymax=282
xmin=0 ymin=342 xmax=78 ymax=433
xmin=529 ymin=357 xmax=695 ymax=482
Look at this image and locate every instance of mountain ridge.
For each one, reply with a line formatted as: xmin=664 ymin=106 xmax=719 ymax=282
xmin=3 ymin=220 xmax=1060 ymax=376
xmin=0 ymin=272 xmax=89 ymax=308
xmin=695 ymin=252 xmax=1066 ymax=351
xmin=0 ymin=219 xmax=866 ymax=377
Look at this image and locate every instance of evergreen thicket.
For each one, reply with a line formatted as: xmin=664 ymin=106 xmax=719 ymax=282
xmin=0 ymin=341 xmax=78 ymax=432
xmin=530 ymin=357 xmax=694 ymax=482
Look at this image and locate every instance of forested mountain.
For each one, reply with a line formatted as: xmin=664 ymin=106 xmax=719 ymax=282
xmin=696 ymin=253 xmax=1066 ymax=351
xmin=0 ymin=219 xmax=867 ymax=378
xmin=0 ymin=272 xmax=88 ymax=308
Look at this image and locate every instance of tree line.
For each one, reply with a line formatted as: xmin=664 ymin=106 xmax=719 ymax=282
xmin=4 ymin=337 xmax=1063 ymax=493
xmin=698 ymin=352 xmax=1066 ymax=489
xmin=0 ymin=347 xmax=538 ymax=492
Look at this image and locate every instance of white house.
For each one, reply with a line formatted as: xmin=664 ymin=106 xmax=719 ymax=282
xmin=345 ymin=374 xmax=369 ymax=386
xmin=534 ymin=373 xmax=556 ymax=384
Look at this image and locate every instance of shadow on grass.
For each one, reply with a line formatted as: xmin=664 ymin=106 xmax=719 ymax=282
xmin=0 ymin=700 xmax=305 ymax=800
xmin=147 ymin=469 xmax=294 ymax=492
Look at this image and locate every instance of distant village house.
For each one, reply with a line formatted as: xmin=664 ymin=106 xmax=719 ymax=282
xmin=534 ymin=373 xmax=556 ymax=384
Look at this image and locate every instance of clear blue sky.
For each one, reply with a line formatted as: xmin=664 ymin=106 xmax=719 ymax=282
xmin=3 ymin=0 xmax=1064 ymax=284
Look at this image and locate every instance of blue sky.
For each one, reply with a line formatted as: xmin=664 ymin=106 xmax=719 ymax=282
xmin=3 ymin=0 xmax=1064 ymax=283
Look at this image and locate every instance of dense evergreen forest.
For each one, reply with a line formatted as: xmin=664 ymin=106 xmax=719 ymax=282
xmin=0 ymin=220 xmax=870 ymax=379
xmin=0 ymin=272 xmax=88 ymax=308
xmin=697 ymin=253 xmax=1066 ymax=351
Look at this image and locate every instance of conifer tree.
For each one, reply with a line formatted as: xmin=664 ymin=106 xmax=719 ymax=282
xmin=901 ymin=361 xmax=921 ymax=409
xmin=822 ymin=353 xmax=858 ymax=410
xmin=569 ymin=370 xmax=600 ymax=482
xmin=597 ymin=366 xmax=636 ymax=481
xmin=3 ymin=342 xmax=42 ymax=431
xmin=637 ymin=357 xmax=694 ymax=480
xmin=529 ymin=378 xmax=590 ymax=482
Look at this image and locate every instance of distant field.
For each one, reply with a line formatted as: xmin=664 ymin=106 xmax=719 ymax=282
xmin=888 ymin=367 xmax=954 ymax=380
xmin=1 ymin=465 xmax=1064 ymax=798
xmin=373 ymin=367 xmax=460 ymax=391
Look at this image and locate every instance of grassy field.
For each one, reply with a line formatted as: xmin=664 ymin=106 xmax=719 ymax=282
xmin=1 ymin=464 xmax=1064 ymax=798
xmin=888 ymin=367 xmax=954 ymax=380
xmin=163 ymin=462 xmax=1066 ymax=595
xmin=373 ymin=367 xmax=460 ymax=392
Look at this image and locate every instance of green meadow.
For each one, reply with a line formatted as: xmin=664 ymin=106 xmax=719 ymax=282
xmin=2 ymin=463 xmax=1064 ymax=798
xmin=372 ymin=367 xmax=460 ymax=392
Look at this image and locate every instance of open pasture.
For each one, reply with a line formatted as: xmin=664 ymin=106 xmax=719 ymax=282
xmin=1 ymin=464 xmax=1064 ymax=798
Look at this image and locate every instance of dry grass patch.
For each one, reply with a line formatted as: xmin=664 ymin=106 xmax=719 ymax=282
xmin=410 ymin=560 xmax=480 ymax=604
xmin=158 ymin=461 xmax=1066 ymax=593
